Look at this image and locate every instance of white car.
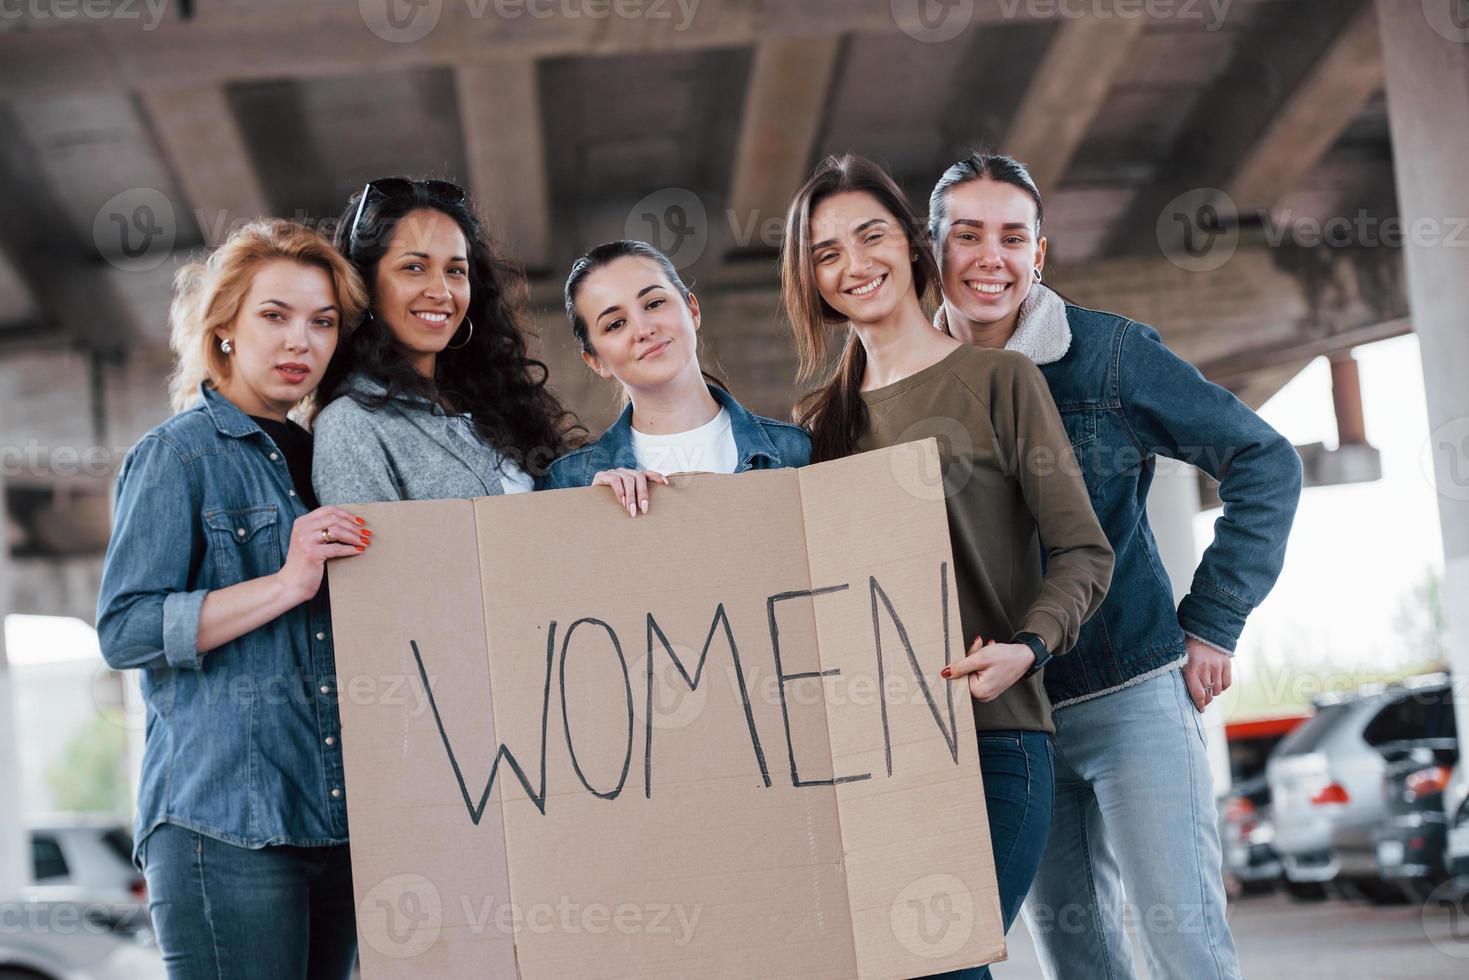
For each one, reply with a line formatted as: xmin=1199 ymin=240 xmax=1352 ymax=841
xmin=0 ymin=885 xmax=163 ymax=980
xmin=29 ymin=815 xmax=145 ymax=904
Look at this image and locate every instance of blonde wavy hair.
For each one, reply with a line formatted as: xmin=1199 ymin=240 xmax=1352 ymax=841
xmin=167 ymin=219 xmax=368 ymax=415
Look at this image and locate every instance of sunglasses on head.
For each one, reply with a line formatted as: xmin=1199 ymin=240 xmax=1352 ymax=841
xmin=346 ymin=177 xmax=466 ymax=259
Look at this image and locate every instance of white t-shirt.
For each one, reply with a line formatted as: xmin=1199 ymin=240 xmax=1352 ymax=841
xmin=629 ymin=408 xmax=739 ymax=476
xmin=497 ymin=458 xmax=534 ymax=494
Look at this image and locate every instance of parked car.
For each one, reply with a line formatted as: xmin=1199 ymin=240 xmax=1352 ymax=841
xmin=0 ymin=885 xmax=162 ymax=980
xmin=1444 ymin=759 xmax=1469 ymax=894
xmin=1269 ymin=674 xmax=1452 ymax=904
xmin=1219 ymin=714 xmax=1309 ymax=897
xmin=1371 ymin=687 xmax=1458 ymax=900
xmin=29 ymin=814 xmax=145 ymax=904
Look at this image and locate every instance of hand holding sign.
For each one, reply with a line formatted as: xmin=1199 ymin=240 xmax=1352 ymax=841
xmin=942 ymin=635 xmax=1035 ymax=703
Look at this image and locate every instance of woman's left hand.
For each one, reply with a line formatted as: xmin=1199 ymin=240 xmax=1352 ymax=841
xmin=941 ymin=636 xmax=1036 ymax=703
xmin=591 ymin=468 xmax=669 ymax=517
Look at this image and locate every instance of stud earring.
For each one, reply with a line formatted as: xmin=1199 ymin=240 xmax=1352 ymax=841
xmin=220 ymin=338 xmax=233 ymax=354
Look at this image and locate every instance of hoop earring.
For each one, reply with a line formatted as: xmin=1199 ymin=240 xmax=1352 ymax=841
xmin=445 ymin=316 xmax=474 ymax=350
xmin=1033 ymin=268 xmax=1043 ymax=283
xmin=220 ymin=338 xmax=232 ymax=354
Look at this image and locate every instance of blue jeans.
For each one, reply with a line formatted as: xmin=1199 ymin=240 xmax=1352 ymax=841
xmin=1022 ymin=669 xmax=1243 ymax=979
xmin=141 ymin=822 xmax=357 ymax=979
xmin=930 ymin=729 xmax=1055 ymax=979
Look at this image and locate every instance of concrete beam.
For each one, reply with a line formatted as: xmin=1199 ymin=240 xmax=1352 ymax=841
xmin=1002 ymin=14 xmax=1147 ymax=198
xmin=140 ymin=85 xmax=272 ymax=233
xmin=0 ymin=0 xmax=1138 ymax=103
xmin=724 ymin=35 xmax=842 ymax=255
xmin=457 ymin=59 xmax=552 ymax=272
xmin=1108 ymin=0 xmax=1381 ymax=256
xmin=1225 ymin=3 xmax=1382 ymax=209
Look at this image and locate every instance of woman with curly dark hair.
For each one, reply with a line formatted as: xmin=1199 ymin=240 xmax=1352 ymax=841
xmin=312 ymin=177 xmax=581 ymax=503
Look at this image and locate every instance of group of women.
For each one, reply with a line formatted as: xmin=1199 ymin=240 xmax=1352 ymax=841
xmin=97 ymin=151 xmax=1302 ymax=980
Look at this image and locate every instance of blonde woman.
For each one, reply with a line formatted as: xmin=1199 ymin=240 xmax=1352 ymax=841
xmin=97 ymin=219 xmax=371 ymax=979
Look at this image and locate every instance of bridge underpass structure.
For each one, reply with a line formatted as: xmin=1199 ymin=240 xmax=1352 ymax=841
xmin=0 ymin=0 xmax=1462 ymax=895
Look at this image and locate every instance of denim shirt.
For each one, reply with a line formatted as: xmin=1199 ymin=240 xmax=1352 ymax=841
xmin=1038 ymin=303 xmax=1302 ymax=706
xmin=96 ymin=383 xmax=348 ymax=865
xmin=539 ymin=385 xmax=812 ymax=488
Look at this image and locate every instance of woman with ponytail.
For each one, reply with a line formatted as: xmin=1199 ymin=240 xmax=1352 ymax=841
xmin=542 ymin=240 xmax=810 ymax=502
xmin=97 ymin=220 xmax=371 ymax=978
xmin=928 ymin=153 xmax=1301 ymax=980
xmin=782 ymin=154 xmax=1112 ymax=978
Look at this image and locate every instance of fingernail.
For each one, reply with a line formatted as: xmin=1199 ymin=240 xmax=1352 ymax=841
xmin=940 ymin=667 xmax=952 ymax=679
xmin=356 ymin=545 xmax=365 ymax=552
xmin=355 ymin=516 xmax=366 ymax=525
xmin=628 ymin=503 xmax=636 ymax=517
xmin=640 ymin=499 xmax=648 ymax=514
xmin=361 ymin=529 xmax=373 ymax=537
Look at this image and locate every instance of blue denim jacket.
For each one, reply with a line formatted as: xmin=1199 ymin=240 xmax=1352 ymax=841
xmin=540 ymin=385 xmax=812 ymax=488
xmin=96 ymin=384 xmax=348 ymax=865
xmin=1036 ymin=301 xmax=1302 ymax=705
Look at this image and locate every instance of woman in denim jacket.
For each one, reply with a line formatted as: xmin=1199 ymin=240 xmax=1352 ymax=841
xmin=929 ymin=154 xmax=1303 ymax=980
xmin=313 ymin=178 xmax=581 ymax=505
xmin=96 ymin=220 xmax=373 ymax=978
xmin=542 ymin=240 xmax=810 ymax=498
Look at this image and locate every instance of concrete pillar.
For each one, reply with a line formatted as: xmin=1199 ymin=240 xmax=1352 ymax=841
xmin=0 ymin=470 xmax=30 ymax=892
xmin=1376 ymin=2 xmax=1469 ymax=740
xmin=1148 ymin=459 xmax=1232 ymax=794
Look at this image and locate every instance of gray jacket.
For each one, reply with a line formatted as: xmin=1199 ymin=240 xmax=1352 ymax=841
xmin=312 ymin=373 xmax=521 ymax=505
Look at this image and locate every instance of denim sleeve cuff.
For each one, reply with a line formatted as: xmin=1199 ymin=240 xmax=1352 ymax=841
xmin=162 ymin=589 xmax=209 ymax=669
xmin=1176 ymin=582 xmax=1249 ymax=655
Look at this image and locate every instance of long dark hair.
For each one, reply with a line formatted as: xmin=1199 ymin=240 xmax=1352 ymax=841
xmin=781 ymin=154 xmax=940 ymax=462
xmin=564 ymin=239 xmax=728 ymax=393
xmin=317 ymin=179 xmax=581 ymax=476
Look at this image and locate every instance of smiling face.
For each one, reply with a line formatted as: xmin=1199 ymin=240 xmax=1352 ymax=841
xmin=574 ymin=255 xmax=703 ymax=392
xmin=808 ymin=191 xmax=917 ymax=325
xmin=214 ymin=259 xmax=341 ymax=420
xmin=937 ymin=178 xmax=1046 ymax=333
xmin=371 ymin=207 xmax=472 ymax=375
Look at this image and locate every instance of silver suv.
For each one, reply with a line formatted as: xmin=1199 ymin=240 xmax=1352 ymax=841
xmin=1268 ymin=674 xmax=1451 ymax=903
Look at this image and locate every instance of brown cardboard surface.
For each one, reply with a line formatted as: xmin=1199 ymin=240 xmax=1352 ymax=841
xmin=326 ymin=440 xmax=1004 ymax=979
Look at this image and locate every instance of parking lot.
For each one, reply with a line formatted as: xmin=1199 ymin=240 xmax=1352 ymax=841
xmin=993 ymin=890 xmax=1469 ymax=979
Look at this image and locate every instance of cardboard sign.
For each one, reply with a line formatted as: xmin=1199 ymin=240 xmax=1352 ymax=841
xmin=326 ymin=439 xmax=1004 ymax=979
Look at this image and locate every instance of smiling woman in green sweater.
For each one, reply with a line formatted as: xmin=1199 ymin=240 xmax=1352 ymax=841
xmin=780 ymin=154 xmax=1114 ymax=979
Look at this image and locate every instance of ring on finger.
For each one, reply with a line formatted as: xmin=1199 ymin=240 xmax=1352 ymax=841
xmin=322 ymin=528 xmax=334 ymax=545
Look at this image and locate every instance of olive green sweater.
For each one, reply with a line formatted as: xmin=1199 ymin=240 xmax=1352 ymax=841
xmin=857 ymin=345 xmax=1114 ymax=733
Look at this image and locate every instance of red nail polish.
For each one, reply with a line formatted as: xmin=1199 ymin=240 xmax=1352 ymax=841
xmin=941 ymin=667 xmax=952 ymax=679
xmin=361 ymin=529 xmax=373 ymax=537
xmin=355 ymin=545 xmax=364 ymax=552
xmin=355 ymin=517 xmax=366 ymax=526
